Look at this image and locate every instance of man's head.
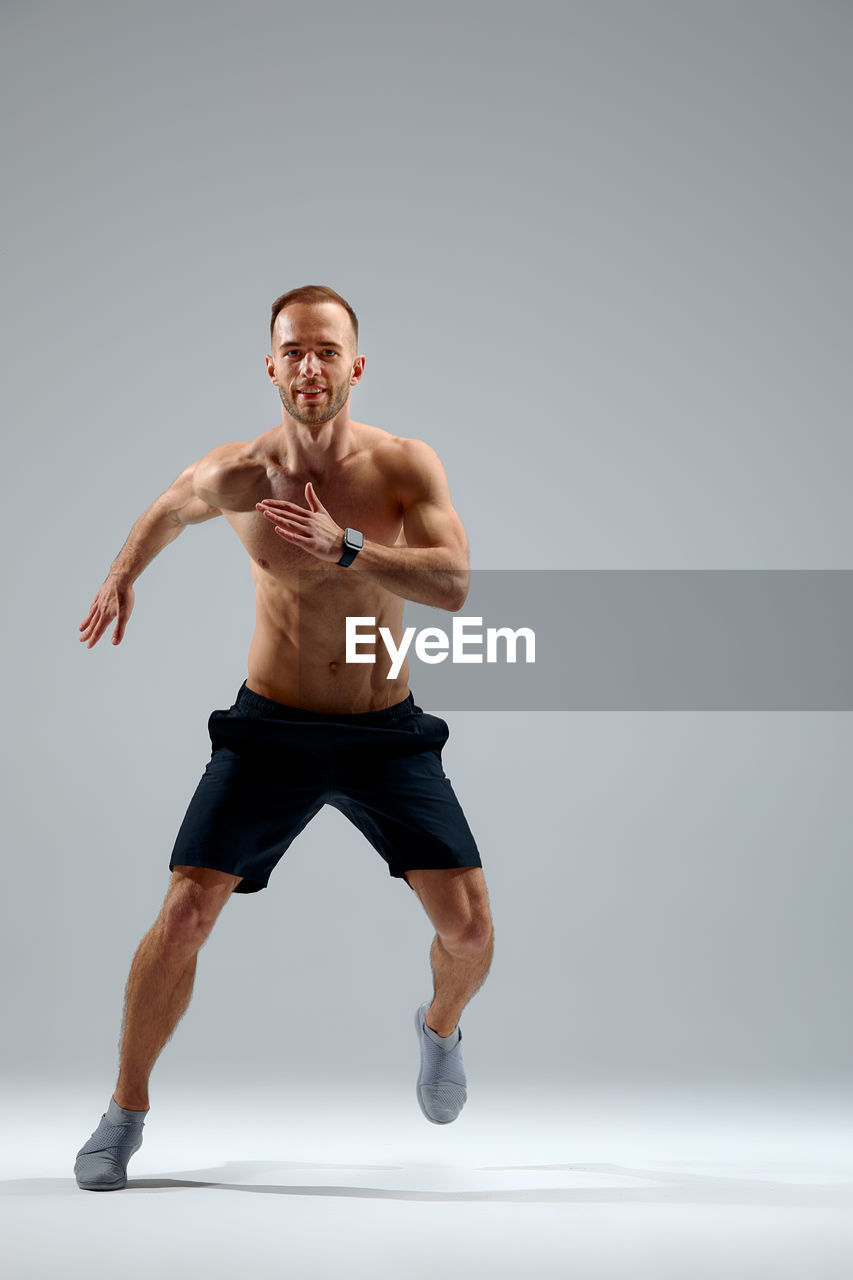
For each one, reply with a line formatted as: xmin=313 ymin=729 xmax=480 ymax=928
xmin=270 ymin=285 xmax=358 ymax=353
xmin=267 ymin=285 xmax=364 ymax=426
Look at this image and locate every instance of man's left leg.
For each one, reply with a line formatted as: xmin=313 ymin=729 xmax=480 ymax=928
xmin=405 ymin=866 xmax=493 ymax=1123
xmin=405 ymin=866 xmax=494 ymax=1034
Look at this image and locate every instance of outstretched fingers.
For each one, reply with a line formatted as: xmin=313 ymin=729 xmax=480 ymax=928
xmin=79 ymin=600 xmax=107 ymax=645
xmin=256 ymin=500 xmax=310 ymax=517
xmin=80 ymin=615 xmax=103 ymax=647
xmin=79 ymin=581 xmax=133 ymax=648
xmin=87 ymin=609 xmax=112 ymax=648
xmin=274 ymin=524 xmax=310 ymax=544
xmin=259 ymin=506 xmax=313 ymax=539
xmin=263 ymin=511 xmax=311 ymax=530
xmin=79 ymin=599 xmax=99 ymax=633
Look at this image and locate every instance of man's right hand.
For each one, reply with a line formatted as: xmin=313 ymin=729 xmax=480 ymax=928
xmin=79 ymin=576 xmax=135 ymax=648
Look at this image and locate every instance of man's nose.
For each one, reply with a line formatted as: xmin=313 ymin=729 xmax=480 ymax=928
xmin=300 ymin=351 xmax=321 ymax=376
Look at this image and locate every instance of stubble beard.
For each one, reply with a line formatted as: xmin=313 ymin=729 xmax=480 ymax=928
xmin=278 ymin=379 xmax=351 ymax=427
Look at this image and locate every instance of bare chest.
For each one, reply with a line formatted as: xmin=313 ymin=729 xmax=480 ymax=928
xmin=225 ymin=460 xmax=403 ymax=577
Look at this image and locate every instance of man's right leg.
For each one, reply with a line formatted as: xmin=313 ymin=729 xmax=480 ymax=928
xmin=75 ymin=865 xmax=241 ymax=1190
xmin=114 ymin=865 xmax=241 ymax=1109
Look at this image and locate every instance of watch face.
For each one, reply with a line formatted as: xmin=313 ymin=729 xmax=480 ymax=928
xmin=346 ymin=528 xmax=364 ymax=550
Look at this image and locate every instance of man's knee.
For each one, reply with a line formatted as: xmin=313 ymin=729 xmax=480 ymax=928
xmin=159 ymin=866 xmax=238 ymax=948
xmin=407 ymin=866 xmax=494 ymax=959
xmin=439 ymin=910 xmax=494 ymax=962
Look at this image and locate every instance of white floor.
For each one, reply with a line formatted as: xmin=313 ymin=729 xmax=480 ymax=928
xmin=2 ymin=1082 xmax=852 ymax=1280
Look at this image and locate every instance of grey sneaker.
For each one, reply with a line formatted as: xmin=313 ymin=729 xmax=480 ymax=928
xmin=414 ymin=1002 xmax=468 ymax=1124
xmin=74 ymin=1097 xmax=147 ymax=1191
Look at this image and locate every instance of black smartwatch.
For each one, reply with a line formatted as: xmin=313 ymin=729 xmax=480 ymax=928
xmin=337 ymin=527 xmax=364 ymax=567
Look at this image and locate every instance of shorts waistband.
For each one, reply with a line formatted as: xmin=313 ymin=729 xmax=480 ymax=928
xmin=235 ymin=681 xmax=419 ymax=726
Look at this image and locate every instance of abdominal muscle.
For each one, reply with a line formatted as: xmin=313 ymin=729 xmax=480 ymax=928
xmin=245 ymin=567 xmax=411 ymax=713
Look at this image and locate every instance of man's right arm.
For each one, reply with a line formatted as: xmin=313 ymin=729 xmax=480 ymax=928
xmin=78 ymin=455 xmax=225 ymax=649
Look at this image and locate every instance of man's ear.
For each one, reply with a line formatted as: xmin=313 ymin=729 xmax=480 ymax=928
xmin=350 ymin=354 xmax=366 ymax=387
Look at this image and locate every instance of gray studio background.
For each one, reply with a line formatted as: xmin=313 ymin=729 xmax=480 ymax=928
xmin=1 ymin=0 xmax=850 ymax=1103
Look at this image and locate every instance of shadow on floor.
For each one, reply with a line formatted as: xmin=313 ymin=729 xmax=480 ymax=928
xmin=2 ymin=1159 xmax=853 ymax=1208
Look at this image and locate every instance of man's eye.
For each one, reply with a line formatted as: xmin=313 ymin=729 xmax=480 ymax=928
xmin=323 ymin=350 xmax=337 ymax=357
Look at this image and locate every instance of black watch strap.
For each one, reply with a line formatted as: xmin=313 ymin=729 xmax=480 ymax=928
xmin=337 ymin=527 xmax=364 ymax=567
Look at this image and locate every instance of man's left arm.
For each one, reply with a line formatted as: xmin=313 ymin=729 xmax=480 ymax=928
xmin=355 ymin=439 xmax=470 ymax=610
xmin=255 ymin=439 xmax=469 ymax=611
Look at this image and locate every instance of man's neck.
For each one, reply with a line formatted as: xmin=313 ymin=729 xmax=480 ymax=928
xmin=272 ymin=411 xmax=356 ymax=476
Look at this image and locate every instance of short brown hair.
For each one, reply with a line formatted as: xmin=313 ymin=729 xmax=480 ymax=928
xmin=269 ymin=285 xmax=359 ymax=351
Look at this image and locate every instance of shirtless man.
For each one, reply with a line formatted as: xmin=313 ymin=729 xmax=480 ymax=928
xmin=73 ymin=285 xmax=494 ymax=1192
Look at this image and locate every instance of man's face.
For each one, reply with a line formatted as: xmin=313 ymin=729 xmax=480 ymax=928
xmin=267 ymin=302 xmax=363 ymax=426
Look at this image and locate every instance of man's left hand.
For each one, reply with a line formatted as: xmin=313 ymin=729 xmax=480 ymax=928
xmin=256 ymin=483 xmax=345 ymax=563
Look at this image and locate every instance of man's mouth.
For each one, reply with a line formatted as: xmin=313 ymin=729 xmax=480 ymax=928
xmin=298 ymin=386 xmax=325 ymax=400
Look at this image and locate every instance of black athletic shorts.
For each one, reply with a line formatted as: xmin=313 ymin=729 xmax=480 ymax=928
xmin=169 ymin=682 xmax=482 ymax=894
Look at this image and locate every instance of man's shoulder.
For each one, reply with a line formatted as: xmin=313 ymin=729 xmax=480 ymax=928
xmin=193 ymin=438 xmax=268 ymax=507
xmin=373 ymin=436 xmax=448 ymax=506
xmin=364 ymin=425 xmax=442 ymax=477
